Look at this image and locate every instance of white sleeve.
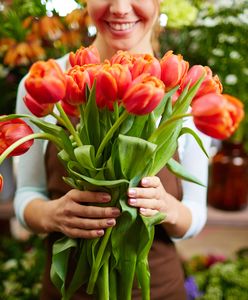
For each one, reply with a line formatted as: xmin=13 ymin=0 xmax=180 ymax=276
xmin=13 ymin=54 xmax=69 ymax=228
xmin=14 ymin=77 xmax=49 ymax=228
xmin=175 ymin=117 xmax=212 ymax=240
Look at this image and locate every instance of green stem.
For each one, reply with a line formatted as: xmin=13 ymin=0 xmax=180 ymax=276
xmin=96 ymin=110 xmax=129 ymax=162
xmin=0 ymin=132 xmax=62 ymax=165
xmin=148 ymin=113 xmax=192 ymax=142
xmin=86 ymin=227 xmax=113 ymax=294
xmin=56 ymin=103 xmax=83 ymax=147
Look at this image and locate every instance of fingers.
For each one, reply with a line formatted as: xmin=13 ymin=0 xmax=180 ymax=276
xmin=67 ymin=189 xmax=112 ymax=204
xmin=61 ymin=217 xmax=117 ymax=239
xmin=128 ymin=176 xmax=166 ymax=216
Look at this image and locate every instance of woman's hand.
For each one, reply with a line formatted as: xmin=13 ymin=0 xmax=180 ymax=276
xmin=127 ymin=176 xmax=179 ymax=225
xmin=41 ymin=189 xmax=120 ymax=239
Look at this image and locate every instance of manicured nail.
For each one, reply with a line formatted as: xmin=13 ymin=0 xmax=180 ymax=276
xmin=98 ymin=193 xmax=111 ymax=202
xmin=129 ymin=198 xmax=137 ymax=205
xmin=142 ymin=178 xmax=149 ymax=185
xmin=111 ymin=208 xmax=120 ymax=216
xmin=97 ymin=230 xmax=104 ymax=236
xmin=128 ymin=188 xmax=136 ymax=197
xmin=107 ymin=219 xmax=115 ymax=226
xmin=140 ymin=208 xmax=146 ymax=213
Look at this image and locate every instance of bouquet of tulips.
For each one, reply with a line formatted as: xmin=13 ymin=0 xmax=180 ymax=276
xmin=0 ymin=46 xmax=244 ymax=300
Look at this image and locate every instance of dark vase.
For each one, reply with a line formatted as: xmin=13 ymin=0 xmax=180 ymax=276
xmin=208 ymin=140 xmax=248 ymax=211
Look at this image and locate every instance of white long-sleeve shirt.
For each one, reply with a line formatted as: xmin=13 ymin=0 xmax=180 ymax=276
xmin=14 ymin=54 xmax=212 ymax=239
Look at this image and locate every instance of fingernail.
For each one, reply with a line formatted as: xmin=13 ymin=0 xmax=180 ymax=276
xmin=129 ymin=198 xmax=136 ymax=205
xmin=111 ymin=208 xmax=120 ymax=216
xmin=140 ymin=207 xmax=146 ymax=213
xmin=107 ymin=219 xmax=115 ymax=226
xmin=128 ymin=188 xmax=136 ymax=197
xmin=97 ymin=230 xmax=104 ymax=236
xmin=142 ymin=178 xmax=149 ymax=185
xmin=98 ymin=193 xmax=111 ymax=202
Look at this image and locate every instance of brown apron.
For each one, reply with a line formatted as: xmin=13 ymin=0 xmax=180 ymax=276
xmin=40 ymin=142 xmax=187 ymax=300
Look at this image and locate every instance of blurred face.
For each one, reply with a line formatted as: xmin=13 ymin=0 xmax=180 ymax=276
xmin=87 ymin=0 xmax=160 ymax=58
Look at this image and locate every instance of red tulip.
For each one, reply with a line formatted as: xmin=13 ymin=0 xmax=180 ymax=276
xmin=0 ymin=174 xmax=3 ymax=192
xmin=96 ymin=63 xmax=132 ymax=109
xmin=24 ymin=93 xmax=54 ymax=117
xmin=0 ymin=118 xmax=34 ymax=156
xmin=25 ymin=59 xmax=66 ymax=104
xmin=63 ymin=65 xmax=91 ymax=105
xmin=192 ymin=93 xmax=244 ymax=139
xmin=181 ymin=65 xmax=223 ymax=102
xmin=160 ymin=50 xmax=189 ymax=92
xmin=60 ymin=100 xmax=80 ymax=117
xmin=131 ymin=54 xmax=161 ymax=79
xmin=122 ymin=74 xmax=165 ymax=115
xmin=69 ymin=45 xmax=100 ymax=67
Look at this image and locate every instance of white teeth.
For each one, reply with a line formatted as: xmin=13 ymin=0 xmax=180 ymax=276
xmin=108 ymin=22 xmax=136 ymax=31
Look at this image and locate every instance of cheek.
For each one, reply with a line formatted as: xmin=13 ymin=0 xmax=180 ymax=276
xmin=133 ymin=1 xmax=159 ymax=24
xmin=87 ymin=2 xmax=108 ymax=25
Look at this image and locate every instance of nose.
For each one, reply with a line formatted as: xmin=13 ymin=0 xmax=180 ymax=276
xmin=109 ymin=0 xmax=132 ymax=17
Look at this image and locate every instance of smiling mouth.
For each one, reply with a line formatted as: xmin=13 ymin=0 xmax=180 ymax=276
xmin=106 ymin=22 xmax=138 ymax=31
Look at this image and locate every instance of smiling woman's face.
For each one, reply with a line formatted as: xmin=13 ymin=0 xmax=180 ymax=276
xmin=87 ymin=0 xmax=160 ymax=58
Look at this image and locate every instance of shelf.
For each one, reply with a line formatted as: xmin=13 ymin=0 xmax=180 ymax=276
xmin=207 ymin=204 xmax=248 ymax=227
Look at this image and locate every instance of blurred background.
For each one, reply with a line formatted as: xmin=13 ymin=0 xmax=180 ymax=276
xmin=0 ymin=0 xmax=248 ymax=299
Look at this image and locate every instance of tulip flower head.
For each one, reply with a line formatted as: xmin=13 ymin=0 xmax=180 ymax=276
xmin=64 ymin=65 xmax=92 ymax=105
xmin=122 ymin=74 xmax=165 ymax=115
xmin=160 ymin=50 xmax=189 ymax=92
xmin=0 ymin=118 xmax=34 ymax=156
xmin=182 ymin=65 xmax=223 ymax=102
xmin=96 ymin=63 xmax=132 ymax=109
xmin=24 ymin=93 xmax=54 ymax=117
xmin=25 ymin=59 xmax=66 ymax=104
xmin=192 ymin=93 xmax=244 ymax=139
xmin=69 ymin=45 xmax=101 ymax=67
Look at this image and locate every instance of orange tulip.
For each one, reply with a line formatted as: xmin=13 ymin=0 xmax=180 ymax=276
xmin=63 ymin=65 xmax=91 ymax=105
xmin=192 ymin=93 xmax=244 ymax=139
xmin=110 ymin=50 xmax=134 ymax=68
xmin=160 ymin=50 xmax=189 ymax=92
xmin=25 ymin=59 xmax=66 ymax=104
xmin=24 ymin=93 xmax=54 ymax=117
xmin=122 ymin=74 xmax=165 ymax=115
xmin=181 ymin=65 xmax=223 ymax=102
xmin=0 ymin=174 xmax=3 ymax=192
xmin=96 ymin=63 xmax=132 ymax=109
xmin=0 ymin=118 xmax=34 ymax=156
xmin=131 ymin=53 xmax=161 ymax=79
xmin=69 ymin=45 xmax=100 ymax=67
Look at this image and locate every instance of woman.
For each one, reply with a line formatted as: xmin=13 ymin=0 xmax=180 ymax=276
xmin=14 ymin=0 xmax=211 ymax=299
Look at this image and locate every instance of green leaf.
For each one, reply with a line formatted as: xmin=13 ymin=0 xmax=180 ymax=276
xmin=166 ymin=158 xmax=205 ymax=186
xmin=116 ymin=134 xmax=157 ymax=180
xmin=74 ymin=145 xmax=97 ymax=170
xmin=172 ymin=75 xmax=204 ymax=116
xmin=50 ymin=237 xmax=77 ymax=297
xmin=149 ymin=126 xmax=181 ymax=176
xmin=180 ymin=127 xmax=209 ymax=158
xmin=67 ymin=161 xmax=129 ymax=187
xmin=123 ymin=115 xmax=149 ymax=137
xmin=65 ymin=241 xmax=91 ymax=299
xmin=153 ymin=86 xmax=178 ymax=120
